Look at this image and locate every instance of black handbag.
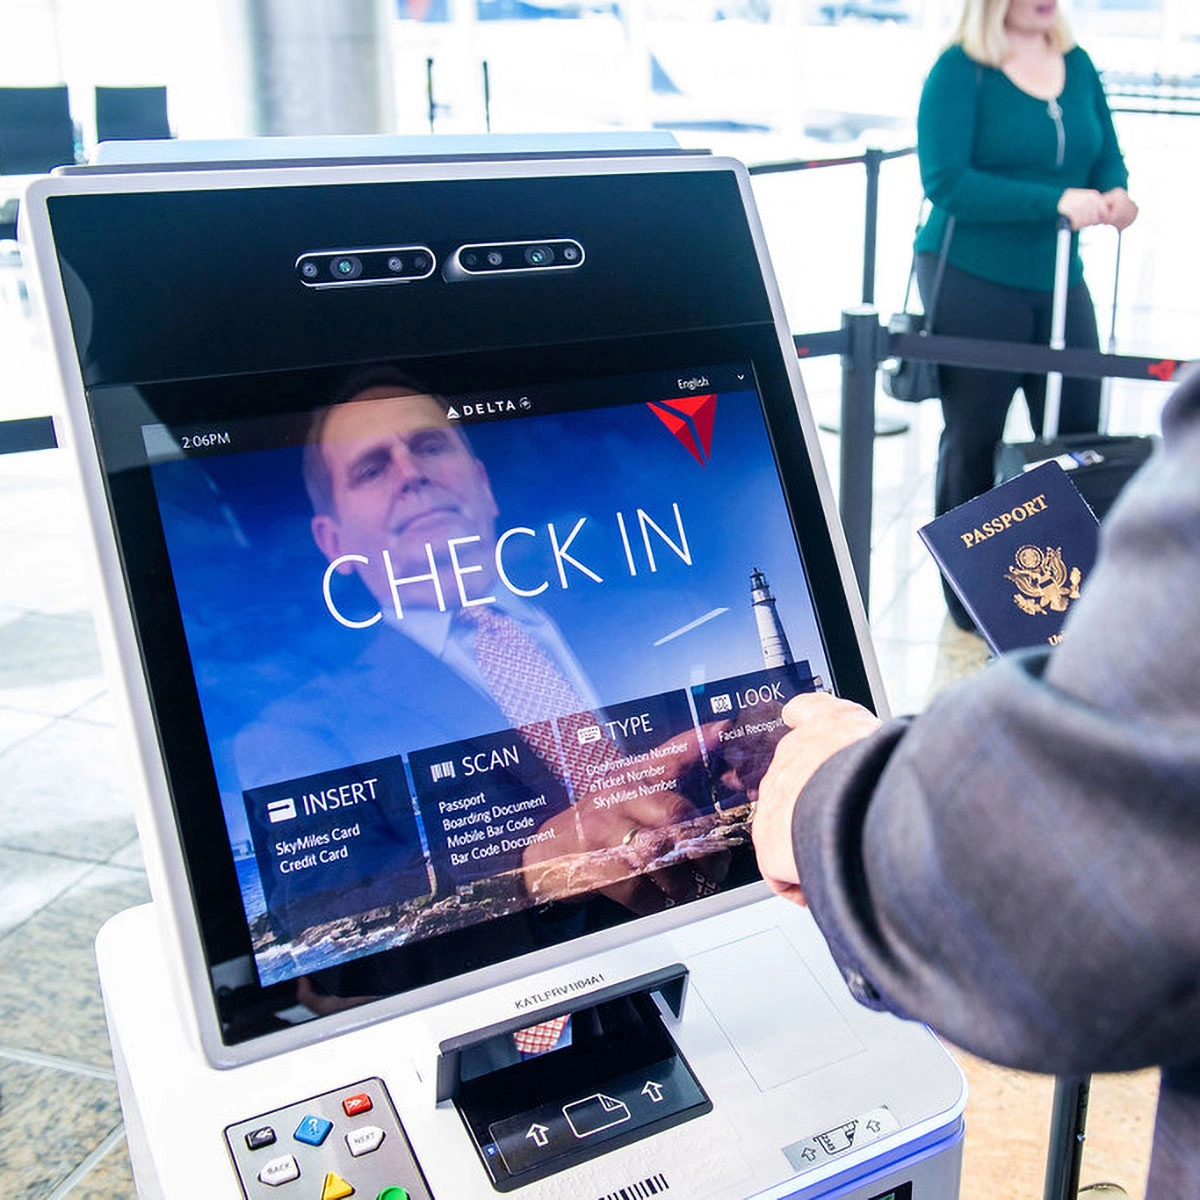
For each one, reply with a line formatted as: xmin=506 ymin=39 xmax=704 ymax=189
xmin=881 ymin=213 xmax=955 ymax=404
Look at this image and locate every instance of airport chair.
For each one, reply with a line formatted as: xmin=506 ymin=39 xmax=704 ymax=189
xmin=95 ymin=85 xmax=171 ymax=143
xmin=0 ymin=86 xmax=76 ymax=175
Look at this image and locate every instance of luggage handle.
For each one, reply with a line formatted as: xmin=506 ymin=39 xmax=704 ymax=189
xmin=1044 ymin=217 xmax=1123 ymax=440
xmin=1041 ymin=217 xmax=1073 ymax=441
xmin=1099 ymin=226 xmax=1123 ymax=431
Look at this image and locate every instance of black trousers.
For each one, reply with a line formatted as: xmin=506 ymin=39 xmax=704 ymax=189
xmin=916 ymin=255 xmax=1101 ymax=623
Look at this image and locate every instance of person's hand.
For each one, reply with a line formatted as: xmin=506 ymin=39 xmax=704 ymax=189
xmin=1102 ymin=187 xmax=1138 ymax=231
xmin=752 ymin=693 xmax=881 ymax=906
xmin=1057 ymin=188 xmax=1109 ymax=230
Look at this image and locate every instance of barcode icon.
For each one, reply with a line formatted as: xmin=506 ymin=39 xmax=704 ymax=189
xmin=431 ymin=760 xmax=456 ymax=782
xmin=267 ymin=798 xmax=296 ymax=824
xmin=596 ymin=1174 xmax=668 ymax=1199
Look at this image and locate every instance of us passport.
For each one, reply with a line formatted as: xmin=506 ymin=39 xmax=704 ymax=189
xmin=919 ymin=461 xmax=1100 ymax=655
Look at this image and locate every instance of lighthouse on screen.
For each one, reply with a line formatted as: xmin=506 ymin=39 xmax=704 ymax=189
xmin=750 ymin=568 xmax=794 ymax=669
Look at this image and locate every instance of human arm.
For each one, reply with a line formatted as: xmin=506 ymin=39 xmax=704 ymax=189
xmin=1081 ymin=48 xmax=1130 ymax=197
xmin=1102 ymin=187 xmax=1138 ymax=231
xmin=1078 ymin=49 xmax=1138 ymax=230
xmin=752 ymin=693 xmax=881 ymax=905
xmin=918 ymin=48 xmax=1064 ymax=224
xmin=1057 ymin=187 xmax=1111 ymax=230
xmin=757 ymin=370 xmax=1200 ymax=1077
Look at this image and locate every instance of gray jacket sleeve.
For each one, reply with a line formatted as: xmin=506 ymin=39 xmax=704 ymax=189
xmin=793 ymin=368 xmax=1200 ymax=1079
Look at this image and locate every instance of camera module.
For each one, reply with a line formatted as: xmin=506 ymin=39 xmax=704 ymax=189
xmin=443 ymin=238 xmax=583 ymax=281
xmin=296 ymin=245 xmax=435 ymax=287
xmin=330 ymin=255 xmax=363 ymax=280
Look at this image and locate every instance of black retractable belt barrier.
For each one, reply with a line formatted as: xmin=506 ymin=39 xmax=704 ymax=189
xmin=0 ymin=415 xmax=57 ymax=456
xmin=755 ymin=146 xmax=917 ymax=437
xmin=793 ymin=318 xmax=1190 ymax=611
xmin=838 ymin=307 xmax=886 ymax=603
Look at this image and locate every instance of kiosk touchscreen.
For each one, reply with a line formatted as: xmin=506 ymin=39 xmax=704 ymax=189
xmin=20 ymin=148 xmax=965 ymax=1199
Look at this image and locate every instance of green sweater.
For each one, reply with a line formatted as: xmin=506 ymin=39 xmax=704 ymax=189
xmin=914 ymin=44 xmax=1128 ymax=291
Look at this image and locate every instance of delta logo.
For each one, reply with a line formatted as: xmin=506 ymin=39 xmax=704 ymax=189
xmin=646 ymin=393 xmax=717 ymax=465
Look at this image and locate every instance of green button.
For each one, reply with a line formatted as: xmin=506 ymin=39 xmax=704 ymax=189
xmin=377 ymin=1189 xmax=410 ymax=1200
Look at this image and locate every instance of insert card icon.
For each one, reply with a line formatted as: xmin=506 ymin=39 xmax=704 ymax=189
xmin=562 ymin=1093 xmax=631 ymax=1139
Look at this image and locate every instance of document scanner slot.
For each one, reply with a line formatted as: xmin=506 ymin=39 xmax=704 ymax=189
xmin=437 ymin=965 xmax=708 ymax=1191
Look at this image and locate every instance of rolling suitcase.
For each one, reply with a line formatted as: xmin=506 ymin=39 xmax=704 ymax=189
xmin=993 ymin=218 xmax=1156 ymax=519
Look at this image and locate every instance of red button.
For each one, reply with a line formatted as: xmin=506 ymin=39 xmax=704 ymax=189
xmin=342 ymin=1092 xmax=373 ymax=1117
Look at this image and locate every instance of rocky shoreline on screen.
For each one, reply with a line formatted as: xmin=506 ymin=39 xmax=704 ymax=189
xmin=250 ymin=803 xmax=754 ymax=975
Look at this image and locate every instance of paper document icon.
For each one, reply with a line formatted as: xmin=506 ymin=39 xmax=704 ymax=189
xmin=563 ymin=1093 xmax=631 ymax=1138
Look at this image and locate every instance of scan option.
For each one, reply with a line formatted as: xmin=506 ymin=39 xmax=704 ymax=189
xmin=410 ymin=724 xmax=574 ymax=890
xmin=243 ymin=757 xmax=431 ymax=937
xmin=692 ymin=661 xmax=822 ymax=804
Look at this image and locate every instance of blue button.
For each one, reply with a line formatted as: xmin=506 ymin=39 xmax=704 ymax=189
xmin=294 ymin=1114 xmax=333 ymax=1146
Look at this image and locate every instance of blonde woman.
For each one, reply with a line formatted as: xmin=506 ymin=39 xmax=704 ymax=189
xmin=914 ymin=0 xmax=1137 ymax=630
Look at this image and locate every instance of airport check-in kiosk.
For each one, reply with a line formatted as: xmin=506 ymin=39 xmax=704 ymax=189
xmin=20 ymin=143 xmax=966 ymax=1200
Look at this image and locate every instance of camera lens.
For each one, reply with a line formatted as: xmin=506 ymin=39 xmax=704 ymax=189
xmin=461 ymin=251 xmax=479 ymax=269
xmin=486 ymin=250 xmax=504 ymax=268
xmin=387 ymin=255 xmax=404 ymax=273
xmin=300 ymin=260 xmax=320 ymax=279
xmin=330 ymin=255 xmax=362 ymax=280
xmin=525 ymin=244 xmax=554 ymax=267
xmin=411 ymin=252 xmax=430 ymax=273
xmin=561 ymin=243 xmax=580 ymax=263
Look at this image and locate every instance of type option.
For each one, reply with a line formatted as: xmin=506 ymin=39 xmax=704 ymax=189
xmin=556 ymin=690 xmax=712 ymax=815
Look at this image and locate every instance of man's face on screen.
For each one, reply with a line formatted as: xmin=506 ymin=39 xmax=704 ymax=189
xmin=311 ymin=389 xmax=499 ymax=610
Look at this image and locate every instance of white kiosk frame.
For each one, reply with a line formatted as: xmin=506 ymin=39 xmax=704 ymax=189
xmin=20 ymin=147 xmax=966 ymax=1200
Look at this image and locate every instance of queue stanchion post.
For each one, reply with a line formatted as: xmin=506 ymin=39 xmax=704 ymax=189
xmin=426 ymin=57 xmax=437 ymax=133
xmin=1043 ymin=1075 xmax=1091 ymax=1200
xmin=861 ymin=147 xmax=882 ymax=306
xmin=839 ymin=305 xmax=885 ymax=609
xmin=861 ymin=147 xmax=909 ymax=438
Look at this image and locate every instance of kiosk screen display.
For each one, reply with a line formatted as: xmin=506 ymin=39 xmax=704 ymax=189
xmin=90 ymin=333 xmax=864 ymax=1043
xmin=142 ymin=359 xmax=822 ymax=970
xmin=36 ymin=157 xmax=877 ymax=1053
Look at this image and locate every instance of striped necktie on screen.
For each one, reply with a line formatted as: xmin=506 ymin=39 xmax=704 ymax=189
xmin=458 ymin=605 xmax=618 ymax=789
xmin=458 ymin=605 xmax=586 ymax=782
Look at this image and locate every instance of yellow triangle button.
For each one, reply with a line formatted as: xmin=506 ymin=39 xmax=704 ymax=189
xmin=320 ymin=1172 xmax=354 ymax=1200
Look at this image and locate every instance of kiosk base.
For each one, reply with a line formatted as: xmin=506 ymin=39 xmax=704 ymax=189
xmin=97 ymin=901 xmax=965 ymax=1200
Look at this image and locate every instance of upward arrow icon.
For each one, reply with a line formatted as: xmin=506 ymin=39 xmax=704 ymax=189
xmin=641 ymin=1081 xmax=664 ymax=1103
xmin=526 ymin=1123 xmax=550 ymax=1148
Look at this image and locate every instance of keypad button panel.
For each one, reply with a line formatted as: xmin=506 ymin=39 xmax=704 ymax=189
xmin=225 ymin=1077 xmax=432 ymax=1199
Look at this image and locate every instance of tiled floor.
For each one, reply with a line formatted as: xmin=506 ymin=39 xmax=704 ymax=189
xmin=0 ymin=191 xmax=1176 ymax=1199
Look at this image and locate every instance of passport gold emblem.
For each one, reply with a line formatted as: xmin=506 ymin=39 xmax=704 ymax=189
xmin=1005 ymin=545 xmax=1082 ymax=616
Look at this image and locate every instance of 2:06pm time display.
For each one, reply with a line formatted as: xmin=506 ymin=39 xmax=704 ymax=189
xmin=180 ymin=430 xmax=232 ymax=450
